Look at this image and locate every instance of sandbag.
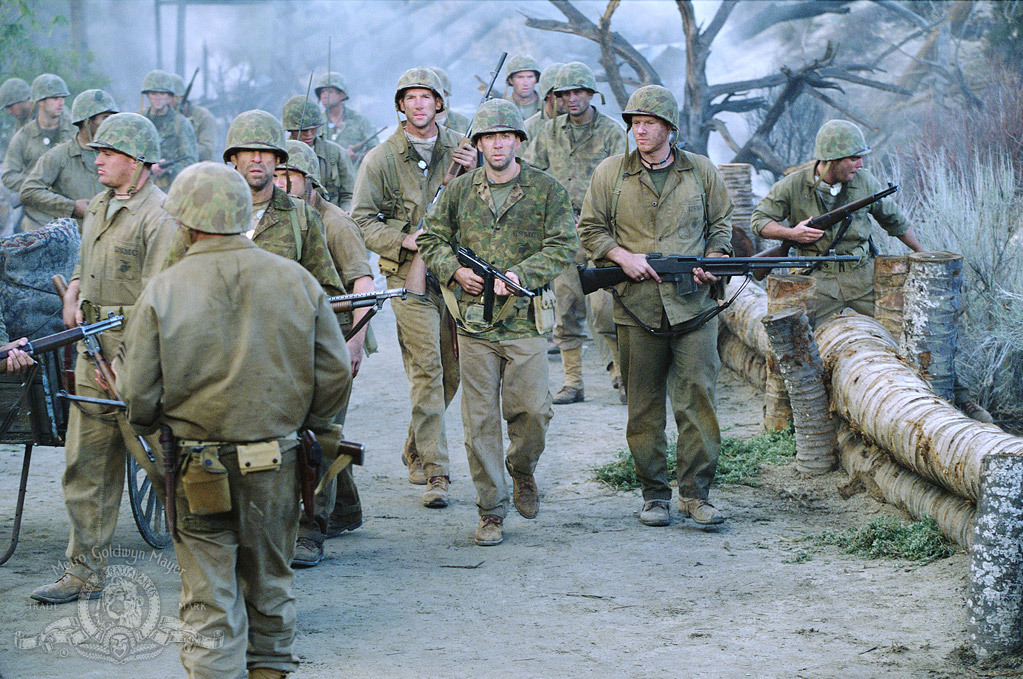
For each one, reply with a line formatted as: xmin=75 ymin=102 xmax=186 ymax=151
xmin=1 ymin=218 xmax=80 ymax=340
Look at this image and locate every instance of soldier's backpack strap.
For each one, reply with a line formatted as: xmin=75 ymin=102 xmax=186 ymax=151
xmin=289 ymin=204 xmax=305 ymax=261
xmin=384 ymin=146 xmax=413 ymax=227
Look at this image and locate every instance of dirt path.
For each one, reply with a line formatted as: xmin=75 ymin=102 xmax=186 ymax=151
xmin=0 ymin=305 xmax=971 ymax=678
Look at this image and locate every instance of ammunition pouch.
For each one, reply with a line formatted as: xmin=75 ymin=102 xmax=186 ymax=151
xmin=532 ymin=284 xmax=556 ymax=334
xmin=80 ymin=300 xmax=129 ymax=325
xmin=376 ymin=217 xmax=414 ymax=277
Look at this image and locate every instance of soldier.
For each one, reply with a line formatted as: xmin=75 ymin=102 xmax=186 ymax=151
xmin=524 ymin=61 xmax=627 ymax=405
xmin=19 ymin=89 xmax=118 ymax=230
xmin=141 ymin=69 xmax=198 ymax=190
xmin=351 ymin=67 xmax=476 ymax=507
xmin=521 ymin=62 xmax=565 ymax=155
xmin=1 ymin=336 xmax=34 ymax=374
xmin=751 ymin=119 xmax=924 ymax=324
xmin=419 ymin=99 xmax=576 ymax=545
xmin=502 ymin=54 xmax=542 ymax=120
xmin=274 ymin=138 xmax=371 ymax=545
xmin=428 ymin=67 xmax=471 ymax=136
xmin=282 ymin=95 xmax=355 ymax=210
xmin=171 ymin=72 xmax=218 ymax=162
xmin=2 ymin=74 xmax=75 ymax=196
xmin=315 ymin=71 xmax=379 ymax=166
xmin=29 ymin=112 xmax=179 ymax=604
xmin=118 ymin=161 xmax=350 ymax=679
xmin=1 ymin=77 xmax=33 ymax=154
xmin=576 ymin=85 xmax=733 ymax=528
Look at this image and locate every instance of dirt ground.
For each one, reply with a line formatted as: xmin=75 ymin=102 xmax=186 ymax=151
xmin=0 ymin=303 xmax=975 ymax=679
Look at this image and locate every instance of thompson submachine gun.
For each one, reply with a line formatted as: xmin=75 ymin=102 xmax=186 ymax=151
xmin=456 ymin=246 xmax=535 ymax=323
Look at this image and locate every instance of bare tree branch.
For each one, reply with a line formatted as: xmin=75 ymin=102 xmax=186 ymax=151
xmin=709 ymin=118 xmax=743 ymax=155
xmin=597 ymin=0 xmax=629 ymax=110
xmin=802 ymin=87 xmax=876 ymax=129
xmin=873 ymin=0 xmax=930 ymax=29
xmin=732 ymin=1 xmax=853 ymax=41
xmin=702 ymin=0 xmax=738 ymax=45
xmin=710 ymin=96 xmax=767 ymax=116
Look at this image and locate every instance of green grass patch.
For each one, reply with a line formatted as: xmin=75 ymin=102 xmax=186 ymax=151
xmin=593 ymin=428 xmax=796 ymax=491
xmin=813 ymin=516 xmax=957 ymax=562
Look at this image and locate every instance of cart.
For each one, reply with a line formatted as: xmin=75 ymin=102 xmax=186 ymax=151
xmin=0 ymin=351 xmax=170 ymax=566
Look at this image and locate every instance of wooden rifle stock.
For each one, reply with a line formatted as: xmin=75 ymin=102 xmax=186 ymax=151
xmin=297 ymin=430 xmax=323 ymax=521
xmin=161 ymin=426 xmax=179 ymax=542
xmin=443 ymin=51 xmax=508 ymax=182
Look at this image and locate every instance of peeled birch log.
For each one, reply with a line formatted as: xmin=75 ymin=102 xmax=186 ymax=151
xmin=836 ymin=423 xmax=975 ymax=549
xmin=901 ymin=252 xmax=962 ymax=401
xmin=873 ymin=255 xmax=909 ymax=343
xmin=718 ymin=324 xmax=767 ymax=389
xmin=720 ymin=277 xmax=770 ymax=355
xmin=761 ymin=275 xmax=817 ymax=431
xmin=762 ymin=307 xmax=837 ymax=474
xmin=817 ymin=313 xmax=1023 ymax=502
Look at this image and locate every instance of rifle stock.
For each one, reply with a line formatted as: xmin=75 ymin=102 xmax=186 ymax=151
xmin=0 ymin=315 xmax=123 ymax=365
xmin=444 ymin=51 xmax=508 ymax=183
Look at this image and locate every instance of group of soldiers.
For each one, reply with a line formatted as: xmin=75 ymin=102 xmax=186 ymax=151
xmin=0 ymin=51 xmax=936 ymax=678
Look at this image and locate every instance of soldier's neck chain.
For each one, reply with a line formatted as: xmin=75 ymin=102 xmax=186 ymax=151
xmin=640 ymin=149 xmax=673 ymax=170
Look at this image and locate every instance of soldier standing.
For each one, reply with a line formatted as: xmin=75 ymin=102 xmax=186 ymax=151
xmin=2 ymin=74 xmax=75 ymax=196
xmin=170 ymin=72 xmax=218 ymax=162
xmin=19 ymin=89 xmax=118 ymax=229
xmin=502 ymin=54 xmax=542 ymax=120
xmin=118 ymin=162 xmax=350 ymax=679
xmin=521 ymin=62 xmax=565 ymax=155
xmin=29 ymin=112 xmax=178 ymax=603
xmin=576 ymin=86 xmax=733 ymax=528
xmin=351 ymin=67 xmax=476 ymax=508
xmin=428 ymin=67 xmax=471 ymax=136
xmin=282 ymin=95 xmax=355 ymax=210
xmin=419 ymin=99 xmax=576 ymax=545
xmin=141 ymin=69 xmax=198 ymax=190
xmin=315 ymin=71 xmax=379 ymax=166
xmin=524 ymin=61 xmax=626 ymax=405
xmin=1 ymin=77 xmax=33 ymax=152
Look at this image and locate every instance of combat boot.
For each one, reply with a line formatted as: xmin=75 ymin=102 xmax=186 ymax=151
xmin=249 ymin=669 xmax=287 ymax=679
xmin=474 ymin=515 xmax=504 ymax=546
xmin=639 ymin=500 xmax=670 ymax=527
xmin=422 ymin=476 xmax=449 ymax=508
xmin=30 ymin=572 xmax=103 ymax=604
xmin=401 ymin=445 xmax=427 ymax=485
xmin=291 ymin=537 xmax=324 ymax=568
xmin=511 ymin=473 xmax=539 ymax=519
xmin=325 ymin=510 xmax=363 ymax=538
xmin=680 ymin=497 xmax=725 ymax=526
xmin=553 ymin=348 xmax=584 ymax=404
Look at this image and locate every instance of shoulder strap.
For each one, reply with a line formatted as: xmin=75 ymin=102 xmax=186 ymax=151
xmin=609 ymin=156 xmax=626 ymax=237
xmin=384 ymin=145 xmax=412 ymax=225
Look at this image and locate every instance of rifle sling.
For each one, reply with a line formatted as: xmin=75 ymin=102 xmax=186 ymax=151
xmin=610 ymin=276 xmax=748 ymax=338
xmin=314 ymin=451 xmax=357 ymax=496
xmin=439 ymin=283 xmax=517 ymax=335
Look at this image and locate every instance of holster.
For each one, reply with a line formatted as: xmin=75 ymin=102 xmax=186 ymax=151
xmin=297 ymin=430 xmax=323 ymax=520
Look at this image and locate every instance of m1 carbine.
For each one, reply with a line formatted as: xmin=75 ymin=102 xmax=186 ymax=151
xmin=0 ymin=314 xmax=122 ymax=370
xmin=456 ymin=246 xmax=534 ymax=323
xmin=578 ymin=252 xmax=859 ymax=296
xmin=751 ymin=183 xmax=898 ymax=280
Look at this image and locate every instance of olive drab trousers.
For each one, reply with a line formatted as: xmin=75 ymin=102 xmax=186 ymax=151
xmin=552 ymin=246 xmax=618 ymax=378
xmin=458 ymin=335 xmax=553 ymax=518
xmin=811 ymin=260 xmax=875 ymax=324
xmin=618 ymin=318 xmax=721 ymax=502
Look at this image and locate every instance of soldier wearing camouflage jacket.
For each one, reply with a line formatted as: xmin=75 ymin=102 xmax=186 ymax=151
xmin=315 ymin=71 xmax=379 ymax=167
xmin=501 ymin=54 xmax=542 ymax=121
xmin=419 ymin=99 xmax=576 ymax=546
xmin=141 ymin=70 xmax=198 ymax=190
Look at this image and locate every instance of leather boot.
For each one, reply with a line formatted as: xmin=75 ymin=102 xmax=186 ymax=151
xmin=553 ymin=348 xmax=584 ymax=404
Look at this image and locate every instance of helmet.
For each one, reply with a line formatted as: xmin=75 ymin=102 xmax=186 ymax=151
xmin=141 ymin=69 xmax=177 ymax=94
xmin=30 ymin=74 xmax=70 ymax=103
xmin=505 ymin=54 xmax=541 ymax=84
xmin=169 ymin=73 xmax=186 ymax=98
xmin=71 ymin=89 xmax=119 ymax=126
xmin=314 ymin=71 xmax=348 ymax=99
xmin=165 ymin=162 xmax=252 ymax=235
xmin=0 ymin=78 xmax=31 ymax=108
xmin=223 ymin=109 xmax=289 ymax=163
xmin=426 ymin=66 xmax=451 ymax=96
xmin=552 ymin=62 xmax=597 ymax=94
xmin=282 ymin=95 xmax=324 ymax=131
xmin=88 ymin=112 xmax=161 ymax=162
xmin=281 ymin=139 xmax=322 ymax=188
xmin=537 ymin=63 xmax=564 ymax=100
xmin=814 ymin=120 xmax=871 ymax=160
xmin=470 ymin=98 xmax=526 ymax=144
xmin=394 ymin=67 xmax=445 ymax=112
xmin=621 ymin=85 xmax=679 ymax=131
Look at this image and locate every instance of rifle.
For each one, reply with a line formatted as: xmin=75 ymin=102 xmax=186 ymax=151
xmin=179 ymin=67 xmax=200 ymax=110
xmin=578 ymin=252 xmax=860 ymax=296
xmin=349 ymin=126 xmax=387 ymax=154
xmin=328 ymin=288 xmax=408 ymax=340
xmin=456 ymin=246 xmax=535 ymax=323
xmin=751 ymin=183 xmax=898 ymax=280
xmin=443 ymin=51 xmax=508 ymax=184
xmin=0 ymin=314 xmax=123 ymax=371
xmin=155 ymin=155 xmax=189 ymax=170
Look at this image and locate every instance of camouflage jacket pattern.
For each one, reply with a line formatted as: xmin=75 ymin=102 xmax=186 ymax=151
xmin=1 ymin=116 xmax=76 ymax=194
xmin=325 ymin=106 xmax=379 ymax=156
xmin=520 ymin=109 xmax=552 ymax=157
xmin=502 ymin=93 xmax=542 ymax=121
xmin=0 ymin=110 xmax=31 ymax=160
xmin=19 ymin=138 xmax=103 ymax=229
xmin=442 ymin=110 xmax=471 ymax=137
xmin=186 ymin=104 xmax=218 ymax=162
xmin=313 ymin=135 xmax=355 ymax=210
xmin=523 ymin=107 xmax=625 ymax=213
xmin=145 ymin=107 xmax=198 ymax=189
xmin=419 ymin=160 xmax=577 ymax=341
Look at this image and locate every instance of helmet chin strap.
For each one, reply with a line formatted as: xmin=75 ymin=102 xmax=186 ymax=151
xmin=126 ymin=159 xmax=146 ymax=196
xmin=812 ymin=160 xmax=832 ymax=190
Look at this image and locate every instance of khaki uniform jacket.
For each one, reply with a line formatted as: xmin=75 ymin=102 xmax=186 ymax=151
xmin=523 ymin=107 xmax=625 ymax=213
xmin=313 ymin=135 xmax=355 ymax=210
xmin=72 ymin=180 xmax=178 ymax=313
xmin=577 ymin=149 xmax=733 ymax=327
xmin=352 ymin=122 xmax=462 ymax=280
xmin=19 ymin=138 xmax=103 ymax=229
xmin=418 ymin=161 xmax=577 ymax=341
xmin=145 ymin=107 xmax=198 ymax=189
xmin=185 ymin=104 xmax=218 ymax=162
xmin=325 ymin=106 xmax=379 ymax=154
xmin=1 ymin=117 xmax=75 ymax=193
xmin=312 ymin=192 xmax=372 ymax=291
xmin=119 ymin=235 xmax=350 ymax=440
xmin=750 ymin=165 xmax=910 ymax=261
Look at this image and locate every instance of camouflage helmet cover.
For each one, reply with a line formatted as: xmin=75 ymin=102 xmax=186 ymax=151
xmin=394 ymin=67 xmax=445 ymax=112
xmin=71 ymin=89 xmax=119 ymax=126
xmin=537 ymin=63 xmax=565 ymax=100
xmin=88 ymin=112 xmax=161 ymax=162
xmin=223 ymin=109 xmax=289 ymax=163
xmin=165 ymin=161 xmax=252 ymax=234
xmin=426 ymin=66 xmax=451 ymax=95
xmin=141 ymin=70 xmax=177 ymax=94
xmin=505 ymin=54 xmax=541 ymax=84
xmin=470 ymin=98 xmax=526 ymax=144
xmin=621 ymin=85 xmax=679 ymax=131
xmin=168 ymin=73 xmax=186 ymax=98
xmin=814 ymin=119 xmax=871 ymax=161
xmin=0 ymin=78 xmax=31 ymax=108
xmin=282 ymin=95 xmax=325 ymax=130
xmin=281 ymin=139 xmax=322 ymax=188
xmin=314 ymin=71 xmax=348 ymax=98
xmin=552 ymin=61 xmax=597 ymax=94
xmin=31 ymin=74 xmax=70 ymax=103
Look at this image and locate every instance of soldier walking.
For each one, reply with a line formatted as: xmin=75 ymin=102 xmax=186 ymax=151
xmin=170 ymin=73 xmax=218 ymax=162
xmin=315 ymin=71 xmax=379 ymax=166
xmin=2 ymin=74 xmax=75 ymax=197
xmin=521 ymin=62 xmax=565 ymax=155
xmin=502 ymin=54 xmax=542 ymax=120
xmin=419 ymin=99 xmax=576 ymax=545
xmin=141 ymin=69 xmax=198 ymax=190
xmin=0 ymin=77 xmax=34 ymax=152
xmin=282 ymin=95 xmax=355 ymax=210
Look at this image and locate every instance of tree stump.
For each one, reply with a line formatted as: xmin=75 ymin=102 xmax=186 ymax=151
xmin=902 ymin=252 xmax=962 ymax=401
xmin=873 ymin=255 xmax=909 ymax=343
xmin=762 ymin=274 xmax=816 ymax=431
